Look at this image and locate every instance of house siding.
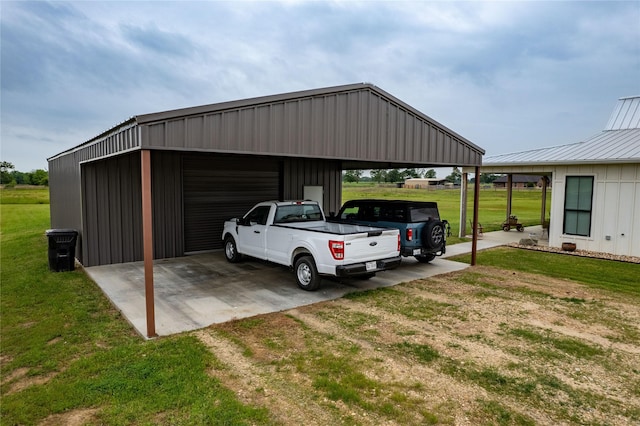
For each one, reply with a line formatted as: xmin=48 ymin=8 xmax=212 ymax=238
xmin=551 ymin=163 xmax=639 ymax=257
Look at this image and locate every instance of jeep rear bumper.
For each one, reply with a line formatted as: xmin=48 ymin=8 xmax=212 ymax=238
xmin=401 ymin=245 xmax=446 ymax=257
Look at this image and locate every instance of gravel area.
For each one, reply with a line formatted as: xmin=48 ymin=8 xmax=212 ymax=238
xmin=507 ymin=242 xmax=640 ymax=264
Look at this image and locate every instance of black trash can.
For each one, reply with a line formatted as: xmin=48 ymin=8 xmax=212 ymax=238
xmin=46 ymin=229 xmax=78 ymax=272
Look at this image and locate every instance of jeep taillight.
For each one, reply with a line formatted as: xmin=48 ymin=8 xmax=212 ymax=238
xmin=406 ymin=228 xmax=413 ymax=241
xmin=329 ymin=240 xmax=344 ymax=260
xmin=398 ymin=234 xmax=401 ymax=252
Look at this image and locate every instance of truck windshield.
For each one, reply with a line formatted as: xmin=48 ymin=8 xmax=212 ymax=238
xmin=274 ymin=204 xmax=323 ymax=223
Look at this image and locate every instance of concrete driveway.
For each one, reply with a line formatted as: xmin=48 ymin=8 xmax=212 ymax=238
xmin=85 ymin=227 xmax=543 ymax=337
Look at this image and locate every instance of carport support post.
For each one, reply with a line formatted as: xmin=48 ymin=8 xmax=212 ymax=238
xmin=141 ymin=150 xmax=157 ymax=338
xmin=506 ymin=174 xmax=513 ymax=220
xmin=541 ymin=176 xmax=548 ymax=223
xmin=471 ymin=167 xmax=480 ymax=266
xmin=459 ymin=172 xmax=468 ymax=238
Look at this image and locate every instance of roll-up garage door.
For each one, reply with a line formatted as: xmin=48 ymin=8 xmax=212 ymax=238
xmin=183 ymin=155 xmax=281 ymax=253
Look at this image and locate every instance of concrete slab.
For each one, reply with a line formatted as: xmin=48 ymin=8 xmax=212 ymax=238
xmin=85 ymin=226 xmax=546 ymax=337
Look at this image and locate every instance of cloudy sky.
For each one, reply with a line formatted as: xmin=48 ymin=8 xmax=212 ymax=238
xmin=1 ymin=1 xmax=639 ymax=174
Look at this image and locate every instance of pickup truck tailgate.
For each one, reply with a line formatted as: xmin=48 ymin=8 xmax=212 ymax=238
xmin=342 ymin=229 xmax=399 ymax=263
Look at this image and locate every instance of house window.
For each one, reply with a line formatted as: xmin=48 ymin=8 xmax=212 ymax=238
xmin=563 ymin=176 xmax=594 ymax=236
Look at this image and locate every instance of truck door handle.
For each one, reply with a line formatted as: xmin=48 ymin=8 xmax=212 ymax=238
xmin=254 ymin=230 xmax=260 ymax=234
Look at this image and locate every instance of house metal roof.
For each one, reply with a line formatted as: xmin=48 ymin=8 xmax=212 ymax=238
xmin=483 ymin=96 xmax=640 ymax=167
xmin=605 ymin=95 xmax=640 ymax=130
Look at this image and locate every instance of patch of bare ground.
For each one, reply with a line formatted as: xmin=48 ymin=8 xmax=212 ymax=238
xmin=39 ymin=408 xmax=100 ymax=426
xmin=199 ymin=265 xmax=640 ymax=425
xmin=195 ymin=327 xmax=344 ymax=425
xmin=2 ymin=367 xmax=57 ymax=395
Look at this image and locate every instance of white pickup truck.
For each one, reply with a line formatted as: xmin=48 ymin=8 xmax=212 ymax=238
xmin=222 ymin=200 xmax=401 ymax=291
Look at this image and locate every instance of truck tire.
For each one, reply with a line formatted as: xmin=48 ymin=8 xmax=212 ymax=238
xmin=422 ymin=221 xmax=445 ymax=250
xmin=224 ymin=236 xmax=242 ymax=263
xmin=294 ymin=256 xmax=320 ymax=291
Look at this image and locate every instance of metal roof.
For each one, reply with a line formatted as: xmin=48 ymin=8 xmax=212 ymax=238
xmin=605 ymin=95 xmax=640 ymax=130
xmin=483 ymin=96 xmax=640 ymax=167
xmin=49 ymin=83 xmax=484 ymax=167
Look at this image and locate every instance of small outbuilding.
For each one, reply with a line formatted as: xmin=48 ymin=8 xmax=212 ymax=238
xmin=49 ymin=83 xmax=485 ymax=268
xmin=404 ymin=178 xmax=447 ymax=188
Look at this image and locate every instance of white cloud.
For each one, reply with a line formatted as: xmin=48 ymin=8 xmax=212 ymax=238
xmin=1 ymin=1 xmax=638 ymax=172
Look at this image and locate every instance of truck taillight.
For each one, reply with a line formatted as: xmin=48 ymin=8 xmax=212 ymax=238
xmin=406 ymin=228 xmax=413 ymax=241
xmin=329 ymin=240 xmax=344 ymax=260
xmin=398 ymin=234 xmax=401 ymax=252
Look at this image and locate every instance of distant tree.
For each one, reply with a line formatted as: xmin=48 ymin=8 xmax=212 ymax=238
xmin=343 ymin=170 xmax=363 ymax=183
xmin=1 ymin=161 xmax=15 ymax=185
xmin=424 ymin=169 xmax=437 ymax=178
xmin=445 ymin=167 xmax=461 ymax=184
xmin=370 ymin=169 xmax=387 ymax=183
xmin=479 ymin=173 xmax=499 ymax=184
xmin=386 ymin=169 xmax=403 ymax=183
xmin=9 ymin=171 xmax=27 ymax=184
xmin=29 ymin=169 xmax=49 ymax=186
xmin=402 ymin=168 xmax=421 ymax=179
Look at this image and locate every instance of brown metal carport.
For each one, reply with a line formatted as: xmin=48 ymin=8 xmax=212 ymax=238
xmin=48 ymin=83 xmax=485 ymax=337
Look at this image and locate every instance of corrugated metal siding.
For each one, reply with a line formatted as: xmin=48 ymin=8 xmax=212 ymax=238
xmin=139 ymin=85 xmax=482 ymax=167
xmin=81 ymin=151 xmax=185 ymax=266
xmin=183 ymin=155 xmax=281 ymax=253
xmin=282 ymin=158 xmax=342 ymax=214
xmin=81 ymin=153 xmax=143 ymax=267
xmin=151 ymin=151 xmax=184 ymax=259
xmin=49 ymin=153 xmax=84 ymax=262
xmin=49 ymin=121 xmax=140 ymax=165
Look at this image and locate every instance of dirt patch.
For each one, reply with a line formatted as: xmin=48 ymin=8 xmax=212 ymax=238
xmin=39 ymin=408 xmax=100 ymax=426
xmin=201 ymin=265 xmax=640 ymax=425
xmin=2 ymin=367 xmax=57 ymax=396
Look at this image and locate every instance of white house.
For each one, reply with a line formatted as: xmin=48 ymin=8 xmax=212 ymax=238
xmin=474 ymin=96 xmax=640 ymax=257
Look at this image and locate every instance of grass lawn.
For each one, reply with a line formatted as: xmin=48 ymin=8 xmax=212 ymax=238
xmin=342 ymin=183 xmax=551 ymax=243
xmin=0 ymin=188 xmax=272 ymax=425
xmin=2 ymin=186 xmax=638 ymax=425
xmin=450 ymin=247 xmax=640 ymax=298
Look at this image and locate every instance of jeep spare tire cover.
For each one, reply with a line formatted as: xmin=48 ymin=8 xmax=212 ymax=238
xmin=422 ymin=220 xmax=445 ymax=250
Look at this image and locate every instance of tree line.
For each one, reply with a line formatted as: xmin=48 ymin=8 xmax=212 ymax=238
xmin=343 ymin=167 xmax=462 ymax=184
xmin=343 ymin=167 xmax=501 ymax=185
xmin=0 ymin=161 xmax=49 ymax=186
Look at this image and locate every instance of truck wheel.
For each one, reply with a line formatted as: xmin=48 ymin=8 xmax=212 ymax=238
xmin=294 ymin=256 xmax=320 ymax=291
xmin=422 ymin=221 xmax=445 ymax=250
xmin=224 ymin=236 xmax=242 ymax=263
xmin=415 ymin=254 xmax=436 ymax=263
